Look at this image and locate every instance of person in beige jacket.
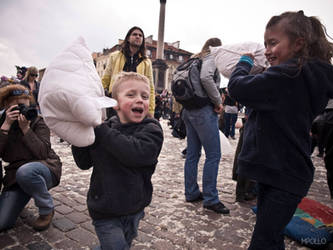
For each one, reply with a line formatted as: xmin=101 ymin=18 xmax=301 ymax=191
xmin=102 ymin=26 xmax=155 ymax=117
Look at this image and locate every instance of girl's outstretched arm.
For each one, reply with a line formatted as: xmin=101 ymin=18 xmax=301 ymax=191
xmin=228 ymin=55 xmax=281 ymax=111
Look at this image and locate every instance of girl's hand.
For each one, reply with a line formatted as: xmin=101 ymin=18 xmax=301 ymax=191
xmin=3 ymin=105 xmax=20 ymax=128
xmin=242 ymin=53 xmax=254 ymax=60
xmin=18 ymin=114 xmax=30 ymax=134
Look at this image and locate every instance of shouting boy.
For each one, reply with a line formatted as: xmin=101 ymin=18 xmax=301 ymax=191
xmin=72 ymin=72 xmax=164 ymax=249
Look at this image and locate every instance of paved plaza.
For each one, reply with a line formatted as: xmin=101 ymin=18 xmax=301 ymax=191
xmin=0 ymin=119 xmax=332 ymax=250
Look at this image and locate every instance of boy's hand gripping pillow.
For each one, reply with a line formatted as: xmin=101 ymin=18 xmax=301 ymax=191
xmin=38 ymin=37 xmax=117 ymax=147
xmin=211 ymin=42 xmax=269 ymax=79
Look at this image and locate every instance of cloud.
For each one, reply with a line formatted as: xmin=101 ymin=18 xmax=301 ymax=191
xmin=0 ymin=40 xmax=27 ymax=77
xmin=0 ymin=0 xmax=332 ymax=77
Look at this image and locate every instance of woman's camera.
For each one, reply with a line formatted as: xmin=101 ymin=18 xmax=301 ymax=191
xmin=12 ymin=104 xmax=38 ymax=121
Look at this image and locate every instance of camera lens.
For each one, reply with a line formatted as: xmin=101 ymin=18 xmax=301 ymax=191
xmin=24 ymin=109 xmax=38 ymax=120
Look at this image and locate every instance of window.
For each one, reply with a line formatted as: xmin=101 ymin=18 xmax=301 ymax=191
xmin=179 ymin=55 xmax=183 ymax=62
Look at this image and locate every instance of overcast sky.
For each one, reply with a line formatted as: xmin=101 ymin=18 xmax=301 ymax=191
xmin=0 ymin=0 xmax=332 ymax=78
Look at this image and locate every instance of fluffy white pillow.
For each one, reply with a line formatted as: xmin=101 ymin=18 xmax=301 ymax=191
xmin=211 ymin=42 xmax=269 ymax=79
xmin=39 ymin=37 xmax=117 ymax=147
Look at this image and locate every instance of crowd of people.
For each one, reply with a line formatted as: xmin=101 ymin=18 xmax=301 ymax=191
xmin=0 ymin=10 xmax=333 ymax=250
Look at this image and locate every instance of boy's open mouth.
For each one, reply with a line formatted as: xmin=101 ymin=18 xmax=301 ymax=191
xmin=132 ymin=107 xmax=143 ymax=114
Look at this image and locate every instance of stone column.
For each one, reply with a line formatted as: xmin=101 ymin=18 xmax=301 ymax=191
xmin=153 ymin=0 xmax=168 ymax=93
xmin=156 ymin=0 xmax=166 ymax=60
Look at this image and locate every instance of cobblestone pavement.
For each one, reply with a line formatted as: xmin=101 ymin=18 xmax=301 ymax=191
xmin=1 ymin=119 xmax=332 ymax=250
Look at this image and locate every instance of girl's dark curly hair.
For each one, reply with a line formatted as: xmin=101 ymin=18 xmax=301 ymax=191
xmin=266 ymin=10 xmax=333 ymax=64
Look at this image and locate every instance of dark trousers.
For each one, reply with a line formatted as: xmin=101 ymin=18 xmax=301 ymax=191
xmin=324 ymin=123 xmax=333 ymax=198
xmin=248 ymin=183 xmax=302 ymax=250
xmin=232 ymin=126 xmax=256 ymax=199
xmin=223 ymin=113 xmax=238 ymax=138
xmin=0 ymin=161 xmax=2 ymax=192
xmin=324 ymin=157 xmax=333 ymax=199
xmin=236 ymin=176 xmax=256 ymax=199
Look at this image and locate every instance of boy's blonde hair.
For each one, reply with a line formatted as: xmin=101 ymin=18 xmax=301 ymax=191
xmin=111 ymin=72 xmax=150 ymax=100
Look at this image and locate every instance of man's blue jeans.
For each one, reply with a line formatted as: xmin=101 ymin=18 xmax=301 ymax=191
xmin=93 ymin=210 xmax=144 ymax=250
xmin=183 ymin=105 xmax=221 ymax=206
xmin=0 ymin=162 xmax=56 ymax=231
xmin=224 ymin=112 xmax=238 ymax=138
xmin=248 ymin=183 xmax=302 ymax=250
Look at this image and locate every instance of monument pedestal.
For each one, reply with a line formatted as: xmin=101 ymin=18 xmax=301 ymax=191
xmin=153 ymin=59 xmax=168 ymax=93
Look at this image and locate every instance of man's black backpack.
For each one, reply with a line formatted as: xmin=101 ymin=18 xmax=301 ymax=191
xmin=171 ymin=58 xmax=210 ymax=110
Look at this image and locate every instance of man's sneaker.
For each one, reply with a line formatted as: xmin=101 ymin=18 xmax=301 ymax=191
xmin=204 ymin=202 xmax=230 ymax=214
xmin=33 ymin=210 xmax=54 ymax=231
xmin=186 ymin=192 xmax=204 ymax=202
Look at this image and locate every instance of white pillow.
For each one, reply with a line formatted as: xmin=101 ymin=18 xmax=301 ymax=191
xmin=211 ymin=42 xmax=269 ymax=79
xmin=219 ymin=131 xmax=233 ymax=156
xmin=39 ymin=37 xmax=117 ymax=147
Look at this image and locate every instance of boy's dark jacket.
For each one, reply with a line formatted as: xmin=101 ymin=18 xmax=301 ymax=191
xmin=71 ymin=116 xmax=163 ymax=219
xmin=228 ymin=59 xmax=333 ymax=197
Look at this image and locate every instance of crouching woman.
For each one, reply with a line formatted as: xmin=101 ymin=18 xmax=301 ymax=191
xmin=0 ymin=84 xmax=62 ymax=231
